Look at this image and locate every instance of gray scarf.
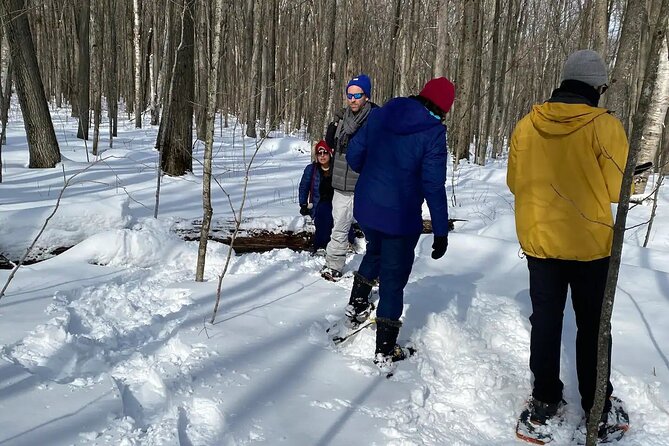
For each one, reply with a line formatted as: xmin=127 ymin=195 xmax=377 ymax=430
xmin=334 ymin=101 xmax=372 ymax=153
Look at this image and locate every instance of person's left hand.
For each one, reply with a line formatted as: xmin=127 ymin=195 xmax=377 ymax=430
xmin=431 ymin=235 xmax=448 ymax=259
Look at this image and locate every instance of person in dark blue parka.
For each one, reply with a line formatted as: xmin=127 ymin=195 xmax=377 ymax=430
xmin=344 ymin=77 xmax=456 ymax=371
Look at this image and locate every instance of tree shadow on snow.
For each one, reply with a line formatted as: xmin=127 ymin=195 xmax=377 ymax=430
xmin=402 ymin=272 xmax=483 ymax=335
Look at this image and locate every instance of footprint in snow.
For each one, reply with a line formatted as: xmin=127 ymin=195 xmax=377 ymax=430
xmin=177 ymin=398 xmax=236 ymax=446
xmin=112 ymin=367 xmax=169 ymax=430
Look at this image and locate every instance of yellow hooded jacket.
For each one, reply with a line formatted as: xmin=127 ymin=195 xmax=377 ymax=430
xmin=507 ymin=102 xmax=629 ymax=261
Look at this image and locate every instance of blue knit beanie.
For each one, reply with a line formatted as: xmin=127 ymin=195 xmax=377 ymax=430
xmin=346 ymin=74 xmax=372 ymax=98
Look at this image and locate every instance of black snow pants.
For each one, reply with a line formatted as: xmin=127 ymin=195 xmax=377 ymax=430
xmin=526 ymin=255 xmax=614 ymax=414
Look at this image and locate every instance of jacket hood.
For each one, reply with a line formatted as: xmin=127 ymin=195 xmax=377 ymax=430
xmin=378 ymin=97 xmax=443 ymax=135
xmin=530 ymin=102 xmax=609 ymax=136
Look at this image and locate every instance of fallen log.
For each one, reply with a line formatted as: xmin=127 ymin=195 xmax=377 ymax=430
xmin=1 ymin=218 xmax=466 ymax=268
xmin=175 ymin=217 xmax=466 ymax=254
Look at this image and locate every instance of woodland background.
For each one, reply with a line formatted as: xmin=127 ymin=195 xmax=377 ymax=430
xmin=0 ymin=0 xmax=667 ymax=191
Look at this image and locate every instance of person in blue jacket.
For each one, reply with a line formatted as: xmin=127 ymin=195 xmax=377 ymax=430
xmin=299 ymin=140 xmax=336 ymax=252
xmin=344 ymin=77 xmax=456 ymax=371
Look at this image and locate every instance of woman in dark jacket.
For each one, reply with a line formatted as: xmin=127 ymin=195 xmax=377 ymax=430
xmin=299 ymin=140 xmax=335 ymax=251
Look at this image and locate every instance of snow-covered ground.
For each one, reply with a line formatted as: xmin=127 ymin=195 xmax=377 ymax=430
xmin=1 ymin=106 xmax=668 ymax=446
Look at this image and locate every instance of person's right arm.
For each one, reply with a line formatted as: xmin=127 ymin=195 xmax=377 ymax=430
xmin=298 ymin=164 xmax=313 ymax=205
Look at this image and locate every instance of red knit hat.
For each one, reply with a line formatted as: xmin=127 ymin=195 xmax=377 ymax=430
xmin=315 ymin=139 xmax=333 ymax=156
xmin=419 ymin=77 xmax=456 ymax=114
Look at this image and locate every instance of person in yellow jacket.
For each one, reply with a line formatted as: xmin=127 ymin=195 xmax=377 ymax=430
xmin=508 ymin=50 xmax=629 ymax=443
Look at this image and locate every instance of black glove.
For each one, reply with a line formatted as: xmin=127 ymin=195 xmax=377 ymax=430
xmin=634 ymin=162 xmax=653 ymax=176
xmin=299 ymin=204 xmax=310 ymax=216
xmin=431 ymin=235 xmax=448 ymax=259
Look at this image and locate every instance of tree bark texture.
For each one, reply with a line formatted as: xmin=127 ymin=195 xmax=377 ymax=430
xmin=195 ymin=0 xmax=224 ymax=282
xmin=587 ymin=0 xmax=669 ymax=444
xmin=1 ymin=0 xmax=60 ymax=168
xmin=75 ymin=0 xmax=90 ymax=139
xmin=158 ymin=0 xmax=195 ymax=176
xmin=133 ymin=0 xmax=142 ymax=128
xmin=634 ymin=37 xmax=669 ymax=193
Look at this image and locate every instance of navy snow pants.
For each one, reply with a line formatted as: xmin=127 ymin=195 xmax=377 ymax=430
xmin=312 ymin=201 xmax=334 ymax=250
xmin=357 ymin=227 xmax=420 ymax=321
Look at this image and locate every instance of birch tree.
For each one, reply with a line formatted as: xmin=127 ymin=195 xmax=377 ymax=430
xmin=635 ymin=38 xmax=669 ymax=194
xmin=133 ymin=0 xmax=142 ymax=128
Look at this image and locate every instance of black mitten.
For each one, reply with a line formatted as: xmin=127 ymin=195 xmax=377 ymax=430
xmin=431 ymin=235 xmax=448 ymax=259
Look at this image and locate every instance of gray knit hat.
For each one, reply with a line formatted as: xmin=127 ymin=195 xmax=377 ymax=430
xmin=560 ymin=50 xmax=608 ymax=88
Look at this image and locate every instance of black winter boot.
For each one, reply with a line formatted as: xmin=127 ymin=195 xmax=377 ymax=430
xmin=344 ymin=273 xmax=374 ymax=326
xmin=373 ymin=318 xmax=405 ymax=372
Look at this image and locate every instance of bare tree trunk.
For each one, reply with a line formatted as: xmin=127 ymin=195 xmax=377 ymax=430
xmin=643 ymin=107 xmax=668 ymax=247
xmin=454 ymin=0 xmax=480 ymax=161
xmin=0 ymin=54 xmax=9 ymax=183
xmin=51 ymin=0 xmax=63 ymax=107
xmin=310 ymin=0 xmax=335 ymax=143
xmin=258 ymin=18 xmax=268 ymax=137
xmin=91 ymin=0 xmax=103 ymax=156
xmin=245 ymin=0 xmax=262 ymax=138
xmin=592 ymin=0 xmax=609 ymax=55
xmin=473 ymin=0 xmax=485 ymax=165
xmin=158 ymin=0 xmax=195 ymax=176
xmin=1 ymin=0 xmax=61 ymax=168
xmin=492 ymin=0 xmax=514 ymax=158
xmin=433 ymin=0 xmax=450 ymax=77
xmin=106 ymin=0 xmax=118 ymax=140
xmin=587 ymin=0 xmax=669 ymax=444
xmin=482 ymin=0 xmax=501 ymax=159
xmin=634 ymin=37 xmax=669 ymax=193
xmin=153 ymin=0 xmax=173 ymax=128
xmin=604 ymin=0 xmax=645 ymax=134
xmin=196 ymin=0 xmax=224 ymax=282
xmin=387 ymin=0 xmax=403 ymax=99
xmin=76 ymin=0 xmax=90 ymax=140
xmin=0 ymin=57 xmax=12 ymax=146
xmin=267 ymin=0 xmax=277 ymax=130
xmin=133 ymin=0 xmax=142 ymax=128
xmin=195 ymin=1 xmax=209 ymax=141
xmin=579 ymin=0 xmax=593 ymax=48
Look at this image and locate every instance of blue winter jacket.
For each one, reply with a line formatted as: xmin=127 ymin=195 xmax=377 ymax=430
xmin=346 ymin=97 xmax=450 ymax=236
xmin=298 ymin=163 xmax=322 ymax=218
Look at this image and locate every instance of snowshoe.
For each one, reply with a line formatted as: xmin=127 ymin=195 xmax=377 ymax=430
xmin=374 ymin=318 xmax=413 ymax=377
xmin=328 ymin=318 xmax=376 ymax=346
xmin=321 ymin=266 xmax=342 ymax=282
xmin=376 ymin=343 xmax=417 ymax=378
xmin=572 ymin=396 xmax=629 ymax=444
xmin=515 ymin=398 xmax=566 ymax=444
xmin=343 ymin=273 xmax=375 ymax=327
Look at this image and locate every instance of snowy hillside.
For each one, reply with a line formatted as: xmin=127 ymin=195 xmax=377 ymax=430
xmin=1 ymin=109 xmax=668 ymax=445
